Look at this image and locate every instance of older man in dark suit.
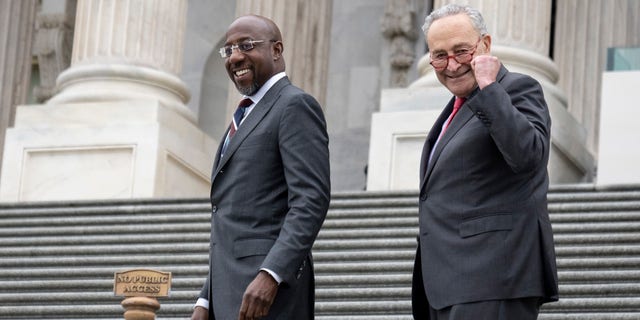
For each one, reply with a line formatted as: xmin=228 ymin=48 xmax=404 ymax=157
xmin=412 ymin=4 xmax=559 ymax=319
xmin=191 ymin=15 xmax=330 ymax=320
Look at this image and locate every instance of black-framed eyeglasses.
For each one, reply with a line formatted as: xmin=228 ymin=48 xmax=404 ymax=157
xmin=219 ymin=39 xmax=271 ymax=58
xmin=429 ymin=38 xmax=482 ymax=70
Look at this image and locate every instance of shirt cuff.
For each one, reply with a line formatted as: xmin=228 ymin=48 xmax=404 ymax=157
xmin=195 ymin=298 xmax=209 ymax=310
xmin=260 ymin=268 xmax=282 ymax=285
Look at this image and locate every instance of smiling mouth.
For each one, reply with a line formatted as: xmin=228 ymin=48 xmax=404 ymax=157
xmin=234 ymin=69 xmax=250 ymax=77
xmin=447 ymin=68 xmax=471 ymax=79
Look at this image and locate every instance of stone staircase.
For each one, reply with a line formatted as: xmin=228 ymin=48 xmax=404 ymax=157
xmin=0 ymin=184 xmax=639 ymax=319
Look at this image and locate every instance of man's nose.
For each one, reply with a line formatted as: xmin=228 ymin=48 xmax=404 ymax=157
xmin=227 ymin=47 xmax=245 ymax=63
xmin=446 ymin=56 xmax=462 ymax=71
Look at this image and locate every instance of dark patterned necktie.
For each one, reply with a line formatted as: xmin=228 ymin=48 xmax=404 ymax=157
xmin=221 ymin=98 xmax=253 ymax=157
xmin=228 ymin=98 xmax=253 ymax=139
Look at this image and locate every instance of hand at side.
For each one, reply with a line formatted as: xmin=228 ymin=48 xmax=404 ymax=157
xmin=238 ymin=271 xmax=279 ymax=320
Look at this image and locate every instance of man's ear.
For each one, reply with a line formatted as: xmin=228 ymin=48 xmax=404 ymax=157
xmin=272 ymin=41 xmax=283 ymax=61
xmin=481 ymin=34 xmax=492 ymax=53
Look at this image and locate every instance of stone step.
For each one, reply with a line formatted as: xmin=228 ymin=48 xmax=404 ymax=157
xmin=3 ymin=204 xmax=639 ymax=224
xmin=2 ymin=207 xmax=639 ymax=230
xmin=552 ymin=201 xmax=640 ymax=212
xmin=3 ymin=306 xmax=638 ymax=320
xmin=2 ymin=187 xmax=617 ymax=212
xmin=0 ymin=223 xmax=209 ymax=237
xmin=3 ymin=230 xmax=638 ymax=251
xmin=2 ymin=242 xmax=637 ymax=263
xmin=2 ymin=267 xmax=639 ymax=290
xmin=0 ymin=243 xmax=207 ymax=256
xmin=0 ymin=254 xmax=207 ymax=268
xmin=538 ymin=314 xmax=640 ymax=320
xmin=551 ymin=211 xmax=640 ymax=222
xmin=548 ymin=191 xmax=640 ymax=202
xmin=0 ymin=266 xmax=206 ymax=279
xmin=0 ymin=201 xmax=209 ymax=217
xmin=0 ymin=233 xmax=208 ymax=246
xmin=3 ymin=282 xmax=639 ymax=304
xmin=1 ymin=229 xmax=639 ymax=248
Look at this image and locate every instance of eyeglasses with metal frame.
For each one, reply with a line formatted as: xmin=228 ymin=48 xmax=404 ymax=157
xmin=219 ymin=39 xmax=270 ymax=58
xmin=429 ymin=38 xmax=482 ymax=70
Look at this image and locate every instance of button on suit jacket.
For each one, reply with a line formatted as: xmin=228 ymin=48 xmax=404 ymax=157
xmin=412 ymin=65 xmax=559 ymax=313
xmin=199 ymin=77 xmax=330 ymax=319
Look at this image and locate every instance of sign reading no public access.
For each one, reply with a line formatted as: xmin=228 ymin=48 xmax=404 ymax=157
xmin=114 ymin=269 xmax=172 ymax=297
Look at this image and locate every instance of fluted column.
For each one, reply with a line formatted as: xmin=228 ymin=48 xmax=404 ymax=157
xmin=554 ymin=0 xmax=640 ymax=155
xmin=48 ymin=0 xmax=193 ymax=122
xmin=1 ymin=0 xmax=215 ymax=202
xmin=0 ymin=0 xmax=37 ymax=176
xmin=233 ymin=0 xmax=332 ymax=108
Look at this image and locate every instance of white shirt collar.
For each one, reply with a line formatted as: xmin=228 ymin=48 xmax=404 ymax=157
xmin=244 ymin=72 xmax=286 ymax=105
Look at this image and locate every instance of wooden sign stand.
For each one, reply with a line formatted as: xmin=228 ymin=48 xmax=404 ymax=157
xmin=114 ymin=269 xmax=172 ymax=320
xmin=121 ymin=296 xmax=161 ymax=320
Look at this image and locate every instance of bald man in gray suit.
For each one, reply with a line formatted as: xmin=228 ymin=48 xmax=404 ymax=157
xmin=192 ymin=15 xmax=330 ymax=320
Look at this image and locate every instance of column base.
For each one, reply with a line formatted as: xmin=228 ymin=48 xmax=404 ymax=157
xmin=49 ymin=64 xmax=195 ymax=123
xmin=597 ymin=71 xmax=640 ymax=186
xmin=0 ymin=100 xmax=216 ymax=202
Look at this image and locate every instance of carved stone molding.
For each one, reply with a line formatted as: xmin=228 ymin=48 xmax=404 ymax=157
xmin=32 ymin=13 xmax=74 ymax=102
xmin=381 ymin=0 xmax=418 ymax=87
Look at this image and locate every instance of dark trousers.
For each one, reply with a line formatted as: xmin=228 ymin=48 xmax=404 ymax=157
xmin=412 ymin=247 xmax=541 ymax=320
xmin=421 ymin=297 xmax=541 ymax=320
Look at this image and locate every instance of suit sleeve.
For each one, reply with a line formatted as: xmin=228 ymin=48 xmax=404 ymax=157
xmin=468 ymin=73 xmax=551 ymax=173
xmin=260 ymin=92 xmax=331 ymax=284
xmin=198 ymin=271 xmax=209 ymax=300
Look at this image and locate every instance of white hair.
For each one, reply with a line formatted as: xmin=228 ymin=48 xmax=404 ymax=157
xmin=422 ymin=3 xmax=488 ymax=36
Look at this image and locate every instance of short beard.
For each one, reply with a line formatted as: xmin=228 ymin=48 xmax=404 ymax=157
xmin=237 ymin=82 xmax=259 ymax=96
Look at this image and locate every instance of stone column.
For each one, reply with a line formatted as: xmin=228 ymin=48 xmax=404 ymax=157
xmin=0 ymin=0 xmax=215 ymax=202
xmin=231 ymin=0 xmax=332 ymax=109
xmin=0 ymin=0 xmax=37 ymax=178
xmin=48 ymin=0 xmax=192 ymax=121
xmin=554 ymin=0 xmax=640 ymax=156
xmin=563 ymin=1 xmax=640 ymax=186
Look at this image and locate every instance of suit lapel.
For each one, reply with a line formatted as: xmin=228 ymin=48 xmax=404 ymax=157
xmin=420 ymin=98 xmax=474 ymax=191
xmin=420 ymin=100 xmax=452 ymax=188
xmin=211 ymin=77 xmax=291 ymax=182
xmin=212 ymin=129 xmax=227 ymax=170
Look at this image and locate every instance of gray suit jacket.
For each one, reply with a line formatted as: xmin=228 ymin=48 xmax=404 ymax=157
xmin=412 ymin=65 xmax=559 ymax=313
xmin=199 ymin=77 xmax=330 ymax=319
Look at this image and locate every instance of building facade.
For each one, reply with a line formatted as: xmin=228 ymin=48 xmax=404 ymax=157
xmin=0 ymin=0 xmax=639 ymax=201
